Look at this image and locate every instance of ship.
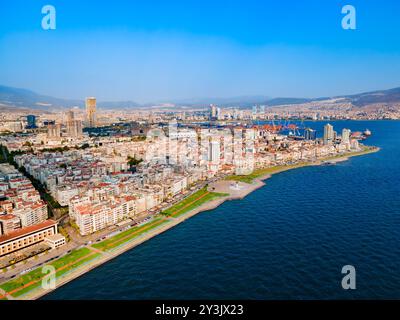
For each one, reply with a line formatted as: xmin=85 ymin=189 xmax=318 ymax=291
xmin=351 ymin=131 xmax=366 ymax=140
xmin=364 ymin=129 xmax=372 ymax=136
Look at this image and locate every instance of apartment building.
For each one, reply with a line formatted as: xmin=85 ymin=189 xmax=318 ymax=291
xmin=0 ymin=214 xmax=21 ymax=236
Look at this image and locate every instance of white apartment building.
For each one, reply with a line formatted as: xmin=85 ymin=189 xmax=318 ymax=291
xmin=56 ymin=185 xmax=79 ymax=206
xmin=73 ymin=194 xmax=149 ymax=235
xmin=13 ymin=202 xmax=48 ymax=227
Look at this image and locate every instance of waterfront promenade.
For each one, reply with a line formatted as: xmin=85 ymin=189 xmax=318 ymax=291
xmin=0 ymin=146 xmax=379 ymax=300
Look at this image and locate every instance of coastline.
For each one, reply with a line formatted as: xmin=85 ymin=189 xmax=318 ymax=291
xmin=2 ymin=146 xmax=380 ymax=300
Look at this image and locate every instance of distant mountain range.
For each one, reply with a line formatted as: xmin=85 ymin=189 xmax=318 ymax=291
xmin=1 ymin=84 xmax=400 ymax=112
xmin=0 ymin=85 xmax=83 ymax=111
xmin=0 ymin=85 xmax=141 ymax=111
xmin=342 ymin=87 xmax=400 ymax=107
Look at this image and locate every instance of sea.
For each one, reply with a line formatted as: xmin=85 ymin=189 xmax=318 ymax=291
xmin=43 ymin=120 xmax=400 ymax=299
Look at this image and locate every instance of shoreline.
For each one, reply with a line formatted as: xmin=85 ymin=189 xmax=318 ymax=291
xmin=3 ymin=146 xmax=380 ymax=300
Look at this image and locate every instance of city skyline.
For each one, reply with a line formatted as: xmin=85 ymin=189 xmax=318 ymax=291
xmin=0 ymin=0 xmax=399 ymax=305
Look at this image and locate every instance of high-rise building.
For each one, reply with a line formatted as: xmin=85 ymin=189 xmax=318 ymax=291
xmin=208 ymin=140 xmax=220 ymax=163
xmin=14 ymin=202 xmax=48 ymax=227
xmin=323 ymin=123 xmax=334 ymax=145
xmin=47 ymin=123 xmax=62 ymax=138
xmin=67 ymin=110 xmax=74 ymax=123
xmin=216 ymin=107 xmax=222 ymax=120
xmin=67 ymin=120 xmax=83 ymax=138
xmin=342 ymin=128 xmax=351 ymax=145
xmin=86 ymin=97 xmax=97 ymax=127
xmin=66 ymin=110 xmax=83 ymax=137
xmin=209 ymin=104 xmax=217 ymax=120
xmin=26 ymin=115 xmax=37 ymax=129
xmin=233 ymin=108 xmax=239 ymax=120
xmin=304 ymin=128 xmax=317 ymax=140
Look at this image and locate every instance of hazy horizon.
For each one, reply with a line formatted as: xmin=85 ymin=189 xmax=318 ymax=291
xmin=1 ymin=0 xmax=400 ymax=103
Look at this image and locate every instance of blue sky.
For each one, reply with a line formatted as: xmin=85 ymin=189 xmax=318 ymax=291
xmin=0 ymin=0 xmax=400 ymax=103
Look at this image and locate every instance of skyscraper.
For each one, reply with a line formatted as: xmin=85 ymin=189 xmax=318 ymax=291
xmin=73 ymin=120 xmax=83 ymax=137
xmin=323 ymin=123 xmax=334 ymax=145
xmin=47 ymin=123 xmax=62 ymax=138
xmin=67 ymin=110 xmax=74 ymax=123
xmin=209 ymin=104 xmax=217 ymax=120
xmin=304 ymin=128 xmax=317 ymax=140
xmin=86 ymin=97 xmax=97 ymax=127
xmin=66 ymin=110 xmax=83 ymax=138
xmin=209 ymin=139 xmax=220 ymax=163
xmin=341 ymin=128 xmax=351 ymax=145
xmin=26 ymin=115 xmax=37 ymax=129
xmin=216 ymin=107 xmax=222 ymax=120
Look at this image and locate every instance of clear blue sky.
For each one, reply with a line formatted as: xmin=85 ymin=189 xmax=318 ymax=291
xmin=0 ymin=0 xmax=400 ymax=103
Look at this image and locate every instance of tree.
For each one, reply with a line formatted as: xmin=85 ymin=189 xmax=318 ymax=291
xmin=127 ymin=156 xmax=143 ymax=167
xmin=23 ymin=141 xmax=32 ymax=147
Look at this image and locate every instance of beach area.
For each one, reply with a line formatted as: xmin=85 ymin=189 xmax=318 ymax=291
xmin=0 ymin=146 xmax=380 ymax=300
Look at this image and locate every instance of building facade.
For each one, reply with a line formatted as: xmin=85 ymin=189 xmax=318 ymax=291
xmin=0 ymin=220 xmax=58 ymax=257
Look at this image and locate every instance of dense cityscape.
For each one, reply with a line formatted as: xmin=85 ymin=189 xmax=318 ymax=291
xmin=2 ymin=0 xmax=400 ymax=308
xmin=0 ymin=96 xmax=379 ymax=299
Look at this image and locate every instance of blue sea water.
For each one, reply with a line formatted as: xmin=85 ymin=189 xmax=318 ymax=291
xmin=44 ymin=121 xmax=400 ymax=300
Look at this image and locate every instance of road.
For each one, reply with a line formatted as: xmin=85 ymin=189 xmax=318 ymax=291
xmin=0 ymin=241 xmax=77 ymax=283
xmin=0 ymin=173 xmax=228 ymax=284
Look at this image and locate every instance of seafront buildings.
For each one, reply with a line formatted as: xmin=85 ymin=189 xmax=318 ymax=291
xmin=0 ymin=99 xmax=368 ymax=270
xmin=1 ymin=113 xmax=361 ymax=238
xmin=0 ymin=220 xmax=61 ymax=257
xmin=323 ymin=123 xmax=335 ymax=145
xmin=0 ymin=163 xmax=65 ymax=261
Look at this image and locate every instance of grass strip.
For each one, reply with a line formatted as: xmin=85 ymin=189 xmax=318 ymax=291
xmin=92 ymin=218 xmax=170 ymax=251
xmin=0 ymin=248 xmax=99 ymax=298
xmin=163 ymin=187 xmax=228 ymax=218
xmin=226 ymin=146 xmax=379 ymax=184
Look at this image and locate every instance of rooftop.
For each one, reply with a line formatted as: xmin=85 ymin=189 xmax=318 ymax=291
xmin=0 ymin=220 xmax=57 ymax=244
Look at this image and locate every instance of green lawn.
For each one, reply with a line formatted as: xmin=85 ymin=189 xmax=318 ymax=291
xmin=225 ymin=146 xmax=379 ymax=184
xmin=225 ymin=163 xmax=309 ymax=184
xmin=319 ymin=146 xmax=378 ymax=161
xmin=92 ymin=217 xmax=170 ymax=251
xmin=0 ymin=247 xmax=99 ymax=298
xmin=162 ymin=187 xmax=228 ymax=218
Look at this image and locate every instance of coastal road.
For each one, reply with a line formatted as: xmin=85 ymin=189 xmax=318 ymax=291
xmin=0 ymin=176 xmax=228 ymax=286
xmin=0 ymin=241 xmax=77 ymax=283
